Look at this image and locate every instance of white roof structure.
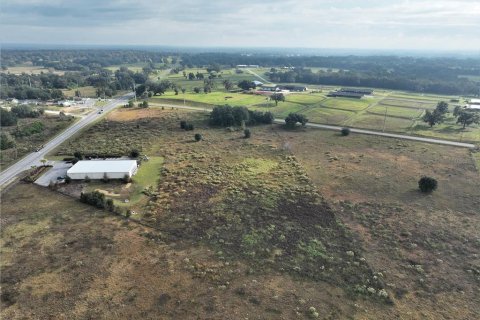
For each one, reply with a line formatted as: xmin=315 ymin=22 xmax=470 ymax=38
xmin=467 ymin=104 xmax=480 ymax=110
xmin=68 ymin=160 xmax=137 ymax=174
xmin=67 ymin=160 xmax=138 ymax=179
xmin=469 ymin=98 xmax=480 ymax=105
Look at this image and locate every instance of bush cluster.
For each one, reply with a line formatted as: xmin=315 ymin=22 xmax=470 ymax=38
xmin=418 ymin=176 xmax=438 ymax=193
xmin=285 ymin=113 xmax=308 ymax=128
xmin=80 ymin=191 xmax=115 ymax=211
xmin=210 ymin=105 xmax=274 ymax=127
xmin=341 ymin=127 xmax=351 ymax=136
xmin=180 ymin=120 xmax=194 ymax=131
xmin=11 ymin=105 xmax=43 ymax=118
xmin=14 ymin=121 xmax=45 ymax=137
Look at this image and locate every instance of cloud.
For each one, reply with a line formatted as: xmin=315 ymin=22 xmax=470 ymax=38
xmin=1 ymin=0 xmax=479 ymax=50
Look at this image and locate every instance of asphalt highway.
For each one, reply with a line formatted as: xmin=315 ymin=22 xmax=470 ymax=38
xmin=0 ymin=93 xmax=134 ymax=187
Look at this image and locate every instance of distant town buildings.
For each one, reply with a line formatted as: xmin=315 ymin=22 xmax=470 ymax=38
xmin=236 ymin=64 xmax=260 ymax=68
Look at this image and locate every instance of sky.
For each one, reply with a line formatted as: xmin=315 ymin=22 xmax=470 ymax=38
xmin=1 ymin=0 xmax=480 ymax=52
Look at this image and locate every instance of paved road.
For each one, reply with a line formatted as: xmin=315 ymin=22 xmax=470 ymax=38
xmin=246 ymin=68 xmax=270 ymax=83
xmin=0 ymin=93 xmax=134 ymax=187
xmin=150 ymin=102 xmax=477 ymax=149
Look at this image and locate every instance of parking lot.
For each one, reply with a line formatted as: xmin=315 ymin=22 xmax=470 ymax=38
xmin=35 ymin=161 xmax=72 ymax=187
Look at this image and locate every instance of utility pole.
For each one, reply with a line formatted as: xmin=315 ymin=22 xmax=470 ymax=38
xmin=133 ymin=82 xmax=137 ymax=102
xmin=383 ymin=105 xmax=388 ymax=132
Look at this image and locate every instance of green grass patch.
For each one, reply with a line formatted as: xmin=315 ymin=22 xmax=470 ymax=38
xmin=367 ymin=105 xmax=424 ymax=119
xmin=240 ymin=158 xmax=278 ymax=176
xmin=286 ymin=93 xmax=327 ymax=105
xmin=133 ymin=157 xmax=164 ymax=190
xmin=152 ymin=91 xmax=267 ymax=107
xmin=379 ymin=98 xmax=437 ymax=110
xmin=320 ymin=97 xmax=372 ymax=112
xmin=302 ymin=107 xmax=355 ymax=125
xmin=250 ymin=101 xmax=306 ymax=118
xmin=348 ymin=114 xmax=414 ymax=132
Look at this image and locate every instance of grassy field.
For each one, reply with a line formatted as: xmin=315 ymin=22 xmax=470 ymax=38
xmin=152 ymin=91 xmax=268 ymax=107
xmin=151 ymin=68 xmax=480 ymax=142
xmin=1 ymin=114 xmax=74 ymax=171
xmin=62 ymin=86 xmax=97 ymax=98
xmin=3 ymin=107 xmax=479 ymax=319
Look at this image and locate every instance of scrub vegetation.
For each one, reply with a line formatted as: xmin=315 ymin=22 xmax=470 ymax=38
xmin=3 ymin=107 xmax=479 ymax=319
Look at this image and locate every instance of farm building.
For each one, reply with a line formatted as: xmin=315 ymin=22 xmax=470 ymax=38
xmin=259 ymin=84 xmax=281 ymax=92
xmin=279 ymin=85 xmax=308 ymax=92
xmin=328 ymin=87 xmax=373 ymax=98
xmin=252 ymin=80 xmax=264 ymax=86
xmin=67 ymin=160 xmax=138 ymax=180
xmin=466 ymin=98 xmax=480 ymax=110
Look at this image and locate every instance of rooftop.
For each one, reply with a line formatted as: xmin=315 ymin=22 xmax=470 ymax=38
xmin=67 ymin=160 xmax=137 ymax=174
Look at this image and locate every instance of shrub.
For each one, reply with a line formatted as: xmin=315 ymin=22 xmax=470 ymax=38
xmin=80 ymin=191 xmax=106 ymax=208
xmin=102 ymin=172 xmax=109 ymax=183
xmin=84 ymin=175 xmax=91 ymax=183
xmin=73 ymin=151 xmax=83 ymax=160
xmin=194 ymin=133 xmax=203 ymax=142
xmin=418 ymin=176 xmax=438 ymax=193
xmin=341 ymin=127 xmax=351 ymax=136
xmin=180 ymin=120 xmax=187 ymax=129
xmin=105 ymin=199 xmax=115 ymax=212
xmin=65 ymin=176 xmax=72 ymax=184
xmin=0 ymin=108 xmax=17 ymax=126
xmin=0 ymin=132 xmax=15 ymax=150
xmin=129 ymin=149 xmax=140 ymax=158
xmin=285 ymin=113 xmax=308 ymax=128
xmin=126 ymin=210 xmax=132 ymax=219
xmin=244 ymin=128 xmax=251 ymax=138
xmin=123 ymin=174 xmax=131 ymax=183
xmin=185 ymin=123 xmax=194 ymax=131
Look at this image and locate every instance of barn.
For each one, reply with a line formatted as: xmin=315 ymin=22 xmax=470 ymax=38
xmin=67 ymin=160 xmax=138 ymax=180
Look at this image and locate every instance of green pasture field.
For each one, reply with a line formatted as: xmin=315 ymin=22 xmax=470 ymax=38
xmin=367 ymin=105 xmax=424 ymax=119
xmin=379 ymin=98 xmax=437 ymax=109
xmin=250 ymin=101 xmax=307 ymax=118
xmin=152 ymin=91 xmax=267 ymax=107
xmin=148 ymin=71 xmax=479 ymax=142
xmin=388 ymin=92 xmax=460 ymax=102
xmin=346 ymin=113 xmax=414 ymax=132
xmin=286 ymin=93 xmax=328 ymax=104
xmin=319 ymin=97 xmax=373 ymax=112
xmin=302 ymin=107 xmax=355 ymax=125
xmin=410 ymin=119 xmax=480 ymax=143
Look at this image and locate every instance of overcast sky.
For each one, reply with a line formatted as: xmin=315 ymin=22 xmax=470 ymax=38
xmin=1 ymin=0 xmax=479 ymax=51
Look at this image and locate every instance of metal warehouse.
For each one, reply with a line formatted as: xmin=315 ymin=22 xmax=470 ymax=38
xmin=67 ymin=160 xmax=138 ymax=180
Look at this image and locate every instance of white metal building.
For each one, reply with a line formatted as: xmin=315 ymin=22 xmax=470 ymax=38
xmin=67 ymin=160 xmax=138 ymax=180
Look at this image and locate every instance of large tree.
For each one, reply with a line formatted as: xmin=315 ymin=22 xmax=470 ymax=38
xmin=237 ymin=80 xmax=255 ymax=91
xmin=271 ymin=93 xmax=285 ymax=106
xmin=223 ymin=80 xmax=234 ymax=91
xmin=422 ymin=110 xmax=445 ymax=127
xmin=435 ymin=101 xmax=449 ymax=114
xmin=456 ymin=110 xmax=480 ymax=128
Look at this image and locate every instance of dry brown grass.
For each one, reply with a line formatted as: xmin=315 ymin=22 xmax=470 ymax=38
xmin=2 ymin=108 xmax=479 ymax=319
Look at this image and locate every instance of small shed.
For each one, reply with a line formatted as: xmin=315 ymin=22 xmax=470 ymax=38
xmin=67 ymin=160 xmax=138 ymax=180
